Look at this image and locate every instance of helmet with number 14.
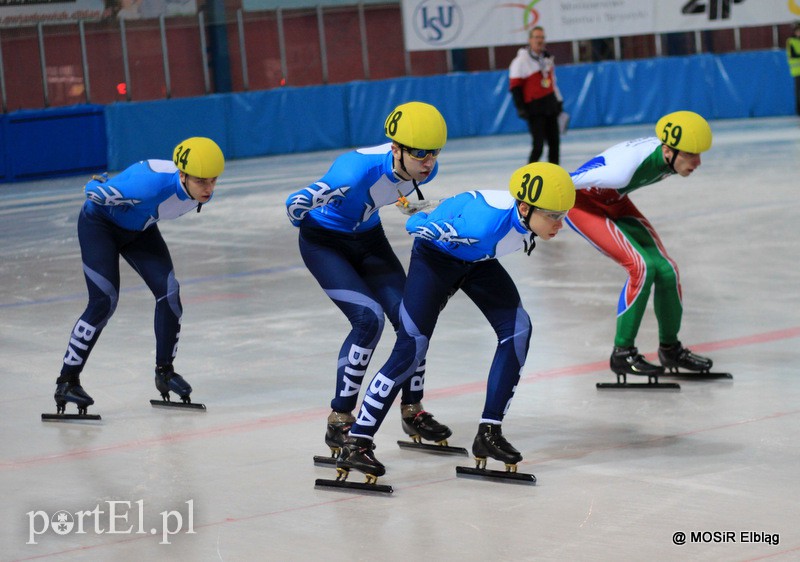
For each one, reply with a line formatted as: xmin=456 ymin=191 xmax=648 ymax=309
xmin=173 ymin=137 xmax=225 ymax=179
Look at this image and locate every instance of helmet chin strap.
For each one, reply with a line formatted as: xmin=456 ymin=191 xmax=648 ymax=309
xmin=181 ymin=174 xmax=204 ymax=213
xmin=519 ymin=202 xmax=535 ymax=231
xmin=395 ymin=148 xmax=424 ymax=198
xmin=518 ymin=203 xmax=538 ymax=255
xmin=665 ymin=146 xmax=679 ymax=173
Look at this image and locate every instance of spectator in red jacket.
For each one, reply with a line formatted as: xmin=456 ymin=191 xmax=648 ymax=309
xmin=509 ymin=26 xmax=564 ymax=165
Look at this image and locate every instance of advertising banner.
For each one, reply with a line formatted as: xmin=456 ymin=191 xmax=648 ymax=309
xmin=0 ymin=0 xmax=196 ymax=27
xmin=401 ymin=0 xmax=800 ymax=51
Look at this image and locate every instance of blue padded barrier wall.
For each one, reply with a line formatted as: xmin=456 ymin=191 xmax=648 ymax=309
xmin=227 ymin=85 xmax=350 ymax=158
xmin=105 ymin=96 xmax=230 ymax=173
xmin=0 ymin=105 xmax=106 ymax=182
xmin=0 ymin=50 xmax=793 ymax=180
xmin=0 ymin=114 xmax=6 ymax=181
xmin=93 ymin=48 xmax=800 ymax=171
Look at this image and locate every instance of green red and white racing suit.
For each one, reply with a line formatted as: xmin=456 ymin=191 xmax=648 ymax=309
xmin=566 ymin=137 xmax=683 ymax=348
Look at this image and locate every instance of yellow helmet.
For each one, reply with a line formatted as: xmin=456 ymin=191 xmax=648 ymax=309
xmin=173 ymin=137 xmax=225 ymax=178
xmin=655 ymin=111 xmax=712 ymax=153
xmin=384 ymin=102 xmax=447 ymax=150
xmin=509 ymin=162 xmax=575 ymax=212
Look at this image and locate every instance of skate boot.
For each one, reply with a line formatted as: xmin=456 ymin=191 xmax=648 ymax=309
xmin=54 ymin=379 xmax=94 ymax=415
xmin=472 ymin=422 xmax=523 ymax=470
xmin=325 ymin=410 xmax=355 ymax=457
xmin=336 ymin=436 xmax=386 ymax=481
xmin=154 ymin=364 xmax=192 ymax=403
xmin=658 ymin=341 xmax=713 ymax=373
xmin=401 ymin=402 xmax=453 ymax=444
xmin=610 ymin=346 xmax=665 ymax=377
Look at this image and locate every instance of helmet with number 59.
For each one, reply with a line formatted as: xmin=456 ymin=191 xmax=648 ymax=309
xmin=655 ymin=111 xmax=712 ymax=154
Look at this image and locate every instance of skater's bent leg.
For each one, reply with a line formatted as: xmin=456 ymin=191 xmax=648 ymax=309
xmin=351 ymin=307 xmax=428 ymax=439
xmin=328 ymin=295 xmax=385 ymax=412
xmin=479 ymin=306 xmax=531 ymax=422
xmin=60 ymin=265 xmax=120 ymax=381
xmin=614 ymin=216 xmax=676 ymax=347
xmin=399 ymin=358 xmax=426 ymax=405
xmin=299 ymin=231 xmax=390 ymax=414
xmin=651 ymin=252 xmax=682 ymax=346
xmin=462 ymin=262 xmax=531 ymax=422
xmin=122 ymin=225 xmax=182 ymax=366
xmin=360 ymin=242 xmax=430 ymax=406
xmin=60 ymin=213 xmax=123 ymax=381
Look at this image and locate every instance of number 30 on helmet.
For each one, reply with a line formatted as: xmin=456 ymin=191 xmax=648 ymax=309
xmin=173 ymin=137 xmax=225 ymax=179
xmin=656 ymin=111 xmax=712 ymax=154
xmin=509 ymin=162 xmax=576 ymax=212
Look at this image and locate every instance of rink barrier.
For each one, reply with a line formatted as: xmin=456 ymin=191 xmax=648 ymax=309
xmin=0 ymin=50 xmax=793 ymax=182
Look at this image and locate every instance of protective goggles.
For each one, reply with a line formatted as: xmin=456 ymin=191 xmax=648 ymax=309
xmin=534 ymin=207 xmax=569 ymax=222
xmin=403 ymin=146 xmax=441 ymax=160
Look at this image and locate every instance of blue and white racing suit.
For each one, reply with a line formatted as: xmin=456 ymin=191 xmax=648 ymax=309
xmin=285 ymin=142 xmax=438 ymax=414
xmin=350 ymin=190 xmax=535 ymax=440
xmin=60 ymin=160 xmax=206 ymax=381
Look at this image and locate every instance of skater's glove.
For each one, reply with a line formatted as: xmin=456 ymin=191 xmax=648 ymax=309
xmin=396 ymin=198 xmax=432 ymax=216
xmin=85 ymin=172 xmax=109 ymax=190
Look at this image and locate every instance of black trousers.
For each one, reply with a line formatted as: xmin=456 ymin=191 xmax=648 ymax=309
xmin=525 ymin=112 xmax=560 ymax=164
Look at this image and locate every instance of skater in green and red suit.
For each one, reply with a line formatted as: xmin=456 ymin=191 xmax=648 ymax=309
xmin=565 ymin=110 xmax=716 ymax=377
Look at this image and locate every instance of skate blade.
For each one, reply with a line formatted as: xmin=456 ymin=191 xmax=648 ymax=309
xmin=150 ymin=399 xmax=206 ymax=411
xmin=597 ymin=381 xmax=680 ymax=390
xmin=397 ymin=440 xmax=468 ymax=456
xmin=661 ymin=370 xmax=733 ymax=380
xmin=598 ymin=372 xmax=680 ymax=390
xmin=313 ymin=455 xmax=338 ymax=467
xmin=42 ymin=413 xmax=102 ymax=422
xmin=455 ymin=465 xmax=536 ymax=484
xmin=314 ymin=478 xmax=393 ymax=494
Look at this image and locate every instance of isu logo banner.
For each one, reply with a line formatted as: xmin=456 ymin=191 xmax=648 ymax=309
xmin=412 ymin=0 xmax=464 ymax=47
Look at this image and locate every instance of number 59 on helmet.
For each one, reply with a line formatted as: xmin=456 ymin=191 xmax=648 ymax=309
xmin=656 ymin=111 xmax=712 ymax=154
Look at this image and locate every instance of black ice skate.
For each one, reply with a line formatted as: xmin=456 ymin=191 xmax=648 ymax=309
xmin=597 ymin=346 xmax=679 ymax=390
xmin=150 ymin=365 xmax=206 ymax=410
xmin=456 ymin=423 xmax=535 ymax=484
xmin=658 ymin=342 xmax=732 ymax=380
xmin=314 ymin=411 xmax=355 ymax=467
xmin=397 ymin=403 xmax=467 ymax=456
xmin=315 ymin=437 xmax=392 ymax=494
xmin=42 ymin=380 xmax=101 ymax=422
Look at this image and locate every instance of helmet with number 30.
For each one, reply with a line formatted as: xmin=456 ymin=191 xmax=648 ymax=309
xmin=508 ymin=162 xmax=575 ymax=212
xmin=384 ymin=102 xmax=447 ymax=150
xmin=173 ymin=137 xmax=225 ymax=179
xmin=655 ymin=111 xmax=712 ymax=154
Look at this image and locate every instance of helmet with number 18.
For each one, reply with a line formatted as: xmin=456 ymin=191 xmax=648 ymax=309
xmin=384 ymin=102 xmax=447 ymax=150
